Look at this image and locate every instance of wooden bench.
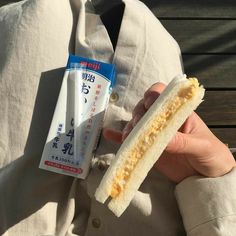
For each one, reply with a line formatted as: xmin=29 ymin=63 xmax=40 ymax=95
xmin=142 ymin=0 xmax=236 ymax=156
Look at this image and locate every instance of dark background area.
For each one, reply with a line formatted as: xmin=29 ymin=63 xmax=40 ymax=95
xmin=140 ymin=0 xmax=236 ymax=149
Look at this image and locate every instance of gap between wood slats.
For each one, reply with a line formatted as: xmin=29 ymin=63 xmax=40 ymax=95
xmin=211 ymin=128 xmax=236 ymax=147
xmin=141 ymin=0 xmax=236 ymax=18
xmin=206 ymin=88 xmax=236 ymax=91
xmin=183 ymin=53 xmax=236 ymax=55
xmin=160 ymin=20 xmax=236 ymax=53
xmin=233 ymin=153 xmax=236 ymax=159
xmin=159 ymin=17 xmax=236 ymax=20
xmin=183 ymin=54 xmax=236 ymax=88
xmin=208 ymin=125 xmax=236 ymax=128
xmin=196 ymin=91 xmax=236 ymax=126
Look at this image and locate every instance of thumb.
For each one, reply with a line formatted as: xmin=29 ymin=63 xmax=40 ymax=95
xmin=165 ymin=131 xmax=206 ymax=157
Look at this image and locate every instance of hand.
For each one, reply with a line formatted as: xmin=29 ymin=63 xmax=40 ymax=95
xmin=103 ymin=83 xmax=236 ymax=183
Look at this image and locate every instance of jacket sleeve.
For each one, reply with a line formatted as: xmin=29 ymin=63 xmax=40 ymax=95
xmin=175 ymin=167 xmax=236 ymax=236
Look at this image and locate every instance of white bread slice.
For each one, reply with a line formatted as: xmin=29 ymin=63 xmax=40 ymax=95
xmin=95 ymin=75 xmax=205 ymax=217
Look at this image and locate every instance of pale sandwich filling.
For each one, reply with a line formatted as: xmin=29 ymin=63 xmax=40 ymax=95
xmin=109 ymin=78 xmax=200 ymax=198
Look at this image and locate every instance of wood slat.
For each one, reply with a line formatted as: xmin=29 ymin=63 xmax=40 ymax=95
xmin=0 ymin=0 xmax=20 ymax=7
xmin=141 ymin=0 xmax=236 ymax=18
xmin=183 ymin=55 xmax=236 ymax=88
xmin=160 ymin=20 xmax=236 ymax=53
xmin=211 ymin=128 xmax=236 ymax=148
xmin=196 ymin=91 xmax=236 ymax=126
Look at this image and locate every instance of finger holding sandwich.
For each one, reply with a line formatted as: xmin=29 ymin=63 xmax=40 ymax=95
xmin=98 ymin=75 xmax=235 ymax=217
xmin=104 ymin=82 xmax=235 ymax=183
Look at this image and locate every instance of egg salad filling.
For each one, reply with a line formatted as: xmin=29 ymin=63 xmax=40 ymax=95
xmin=110 ymin=78 xmax=200 ymax=198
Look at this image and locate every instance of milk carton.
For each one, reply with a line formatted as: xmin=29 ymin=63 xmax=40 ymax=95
xmin=39 ymin=55 xmax=116 ymax=179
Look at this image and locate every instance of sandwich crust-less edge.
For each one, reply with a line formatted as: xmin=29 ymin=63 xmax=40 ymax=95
xmin=95 ymin=75 xmax=205 ymax=217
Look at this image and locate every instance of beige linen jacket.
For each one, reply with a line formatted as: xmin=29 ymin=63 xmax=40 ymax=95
xmin=0 ymin=0 xmax=236 ymax=235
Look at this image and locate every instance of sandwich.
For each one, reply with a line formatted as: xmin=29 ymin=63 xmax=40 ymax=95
xmin=95 ymin=75 xmax=205 ymax=217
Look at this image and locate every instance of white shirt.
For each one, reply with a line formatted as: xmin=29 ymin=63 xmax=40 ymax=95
xmin=0 ymin=0 xmax=235 ymax=235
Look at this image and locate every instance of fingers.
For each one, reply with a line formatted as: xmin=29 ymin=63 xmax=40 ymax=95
xmin=105 ymin=83 xmax=167 ymax=143
xmin=103 ymin=128 xmax=122 ymax=144
xmin=165 ymin=132 xmax=190 ymax=155
xmin=123 ymin=83 xmax=167 ymax=141
xmin=132 ymin=99 xmax=147 ymax=126
xmin=122 ymin=121 xmax=133 ymax=141
xmin=178 ymin=112 xmax=201 ymax=134
xmin=144 ymin=83 xmax=166 ymax=109
xmin=132 ymin=99 xmax=146 ymax=117
xmin=165 ymin=131 xmax=210 ymax=158
xmin=133 ymin=83 xmax=167 ymax=125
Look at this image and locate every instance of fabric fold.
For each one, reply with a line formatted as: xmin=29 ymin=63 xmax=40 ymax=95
xmin=175 ymin=168 xmax=236 ymax=234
